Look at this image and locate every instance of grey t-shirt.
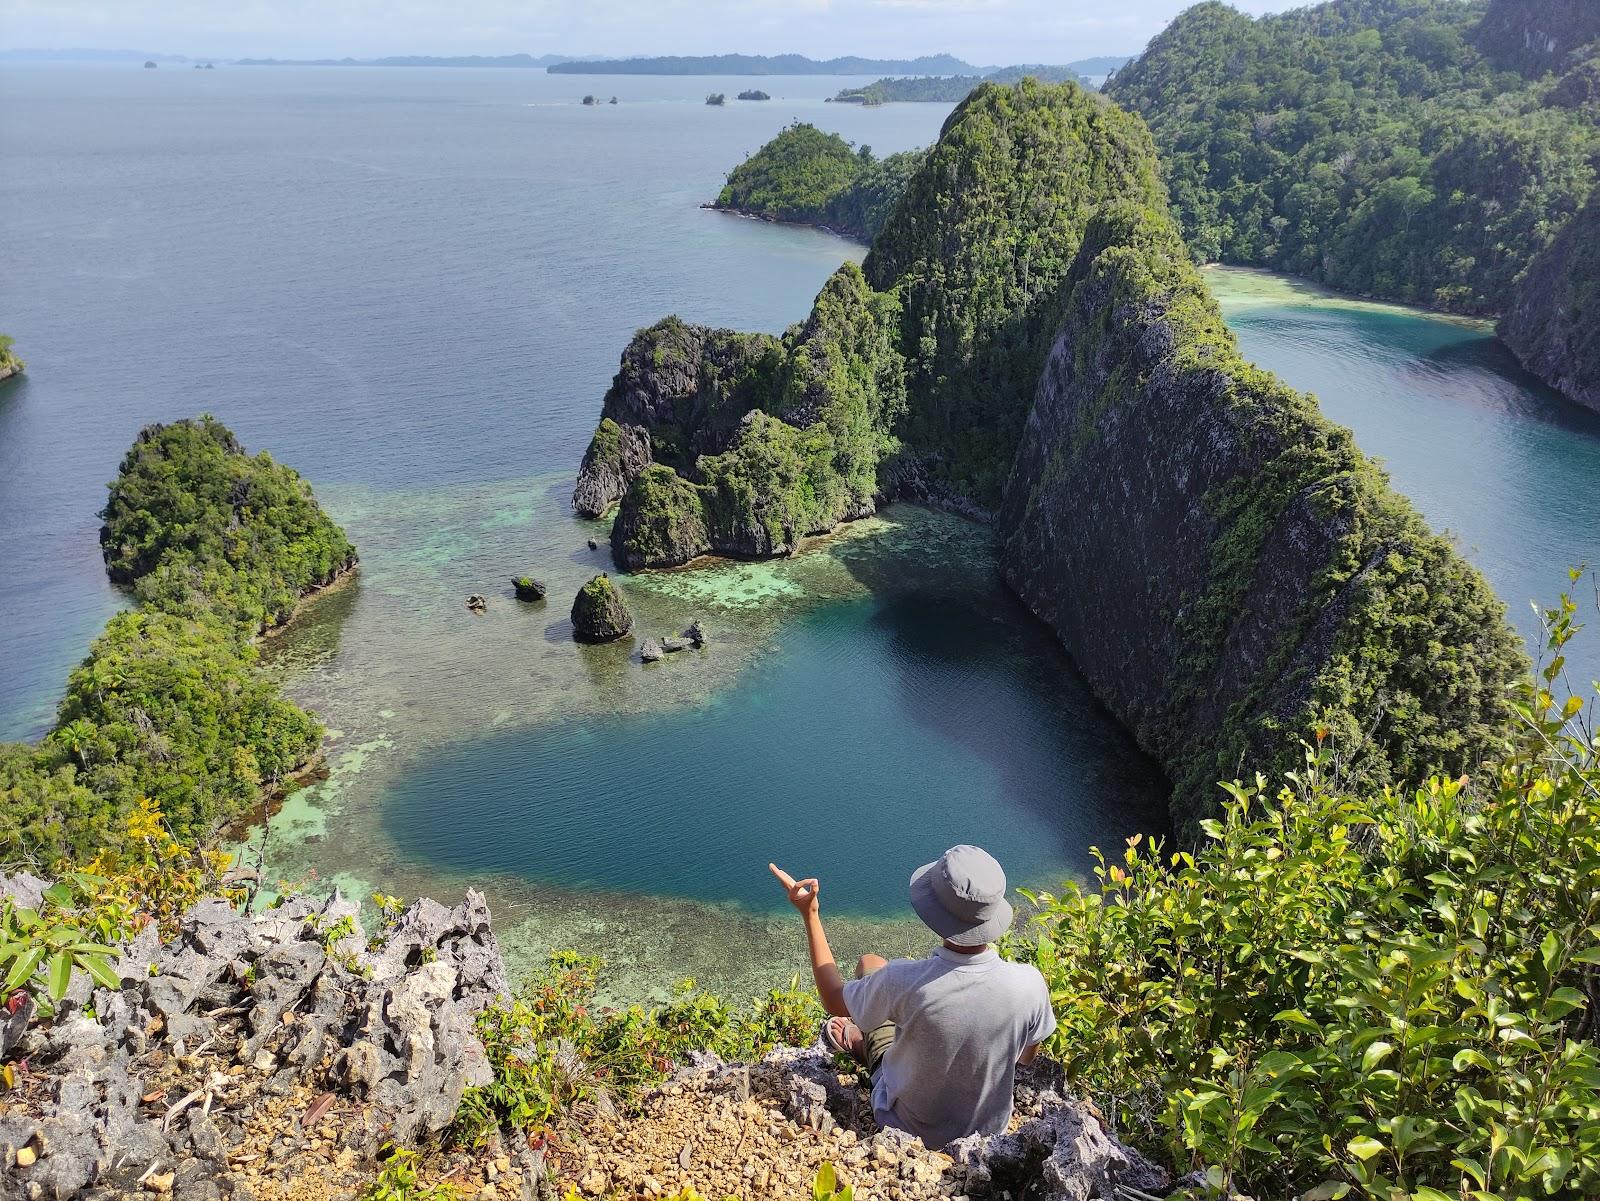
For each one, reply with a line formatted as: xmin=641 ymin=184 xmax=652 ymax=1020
xmin=841 ymin=946 xmax=1057 ymax=1148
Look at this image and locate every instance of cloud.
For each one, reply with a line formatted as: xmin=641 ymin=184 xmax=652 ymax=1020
xmin=0 ymin=0 xmax=1296 ymax=61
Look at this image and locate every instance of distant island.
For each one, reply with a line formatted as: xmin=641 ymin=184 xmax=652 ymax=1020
xmin=829 ymin=63 xmax=1100 ymax=105
xmin=234 ymin=53 xmax=578 ymax=68
xmin=0 ymin=335 xmax=23 ymax=382
xmin=550 ymin=52 xmax=976 ymax=75
xmin=736 ymin=89 xmax=770 ymax=101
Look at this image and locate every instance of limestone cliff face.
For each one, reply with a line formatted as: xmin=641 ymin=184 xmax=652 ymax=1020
xmin=1499 ymin=192 xmax=1600 ymax=413
xmin=1476 ymin=0 xmax=1600 ymax=75
xmin=571 ymin=319 xmax=780 ymax=519
xmin=999 ymin=208 xmax=1527 ymax=823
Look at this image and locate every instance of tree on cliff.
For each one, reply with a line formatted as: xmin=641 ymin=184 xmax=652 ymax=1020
xmin=1103 ymin=0 xmax=1598 ymax=315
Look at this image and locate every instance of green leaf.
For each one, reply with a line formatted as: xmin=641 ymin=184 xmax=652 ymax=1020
xmin=46 ymin=949 xmax=73 ymax=1001
xmin=1362 ymin=1040 xmax=1394 ymax=1071
xmin=1348 ymin=1135 xmax=1385 ymax=1162
xmin=1300 ymin=1181 xmax=1349 ymax=1200
xmin=81 ymin=953 xmax=123 ymax=991
xmin=3 ymin=946 xmax=46 ymax=991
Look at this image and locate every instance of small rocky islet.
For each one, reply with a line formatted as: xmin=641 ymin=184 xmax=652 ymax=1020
xmin=510 ymin=575 xmax=546 ymax=601
xmin=0 ymin=335 xmax=25 ymax=382
xmin=569 ymin=573 xmax=632 ymax=642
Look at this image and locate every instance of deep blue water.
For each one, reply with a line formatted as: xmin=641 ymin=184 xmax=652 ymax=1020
xmin=380 ymin=551 xmax=1168 ymax=916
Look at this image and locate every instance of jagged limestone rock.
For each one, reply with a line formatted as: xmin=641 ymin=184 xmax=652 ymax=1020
xmin=0 ymin=886 xmax=509 ymax=1197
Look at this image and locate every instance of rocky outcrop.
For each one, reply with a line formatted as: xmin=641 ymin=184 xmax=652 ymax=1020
xmin=0 ymin=337 xmax=23 ymax=383
xmin=0 ymin=875 xmax=511 ymax=1200
xmin=567 ymin=1047 xmax=1167 ymax=1201
xmin=998 ymin=205 xmax=1526 ymax=825
xmin=570 ymin=574 xmax=632 ymax=642
xmin=587 ymin=265 xmax=904 ymax=569
xmin=511 ymin=576 xmax=547 ymax=601
xmin=1499 ymin=191 xmax=1600 ymax=413
xmin=570 ymin=320 xmax=780 ymax=520
xmin=1476 ymin=0 xmax=1600 ymax=75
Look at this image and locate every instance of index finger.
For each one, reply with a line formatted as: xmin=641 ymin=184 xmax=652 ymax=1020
xmin=768 ymin=862 xmax=796 ymax=889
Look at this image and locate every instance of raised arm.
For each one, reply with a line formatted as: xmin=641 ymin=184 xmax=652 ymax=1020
xmin=769 ymin=863 xmax=849 ymax=1017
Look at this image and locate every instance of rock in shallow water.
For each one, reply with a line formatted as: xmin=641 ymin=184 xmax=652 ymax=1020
xmin=570 ymin=573 xmax=633 ymax=642
xmin=512 ymin=575 xmax=547 ymax=601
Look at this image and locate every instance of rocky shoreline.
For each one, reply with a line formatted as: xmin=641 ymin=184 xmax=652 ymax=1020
xmin=699 ymin=203 xmax=869 ymax=246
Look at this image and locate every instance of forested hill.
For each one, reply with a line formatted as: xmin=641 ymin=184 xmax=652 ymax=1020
xmin=1104 ymin=0 xmax=1598 ymax=316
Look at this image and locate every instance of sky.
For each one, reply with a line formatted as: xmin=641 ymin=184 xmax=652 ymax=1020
xmin=0 ymin=0 xmax=1296 ymax=64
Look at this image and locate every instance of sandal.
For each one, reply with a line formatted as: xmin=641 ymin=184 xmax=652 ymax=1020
xmin=819 ymin=1016 xmax=861 ymax=1056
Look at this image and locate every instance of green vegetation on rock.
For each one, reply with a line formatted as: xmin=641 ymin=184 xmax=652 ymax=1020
xmin=0 ymin=334 xmax=23 ymax=378
xmin=863 ymin=80 xmax=1167 ymax=503
xmin=570 ymin=574 xmax=633 ymax=642
xmin=584 ymin=261 xmax=903 ymax=568
xmin=1104 ymin=0 xmax=1599 ymax=314
xmin=999 ymin=201 xmax=1525 ymax=823
xmin=100 ymin=416 xmax=356 ymax=632
xmin=712 ymin=123 xmax=925 ymax=242
xmin=0 ymin=417 xmax=352 ymax=864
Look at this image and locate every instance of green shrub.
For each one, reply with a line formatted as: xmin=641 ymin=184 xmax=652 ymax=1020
xmin=455 ymin=952 xmax=821 ymax=1145
xmin=1013 ymin=582 xmax=1600 ymax=1199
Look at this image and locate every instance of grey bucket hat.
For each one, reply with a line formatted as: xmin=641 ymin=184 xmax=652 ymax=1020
xmin=909 ymin=844 xmax=1015 ymax=945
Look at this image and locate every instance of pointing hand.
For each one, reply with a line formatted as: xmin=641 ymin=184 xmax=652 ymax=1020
xmin=768 ymin=862 xmax=820 ymax=917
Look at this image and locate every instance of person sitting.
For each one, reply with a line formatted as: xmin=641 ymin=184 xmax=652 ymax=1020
xmin=768 ymin=844 xmax=1056 ymax=1148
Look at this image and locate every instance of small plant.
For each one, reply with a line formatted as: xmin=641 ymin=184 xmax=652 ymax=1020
xmin=361 ymin=1145 xmax=459 ymax=1201
xmin=369 ymin=892 xmax=405 ymax=950
xmin=811 ymin=1162 xmax=853 ymax=1201
xmin=454 ymin=953 xmax=822 ymax=1144
xmin=0 ymin=886 xmax=121 ymax=1013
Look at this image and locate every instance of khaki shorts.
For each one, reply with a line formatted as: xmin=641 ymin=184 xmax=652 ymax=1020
xmin=857 ymin=959 xmax=896 ymax=1078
